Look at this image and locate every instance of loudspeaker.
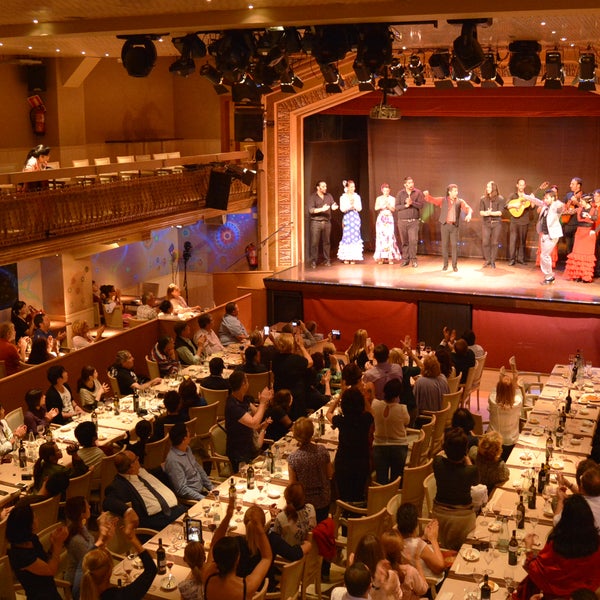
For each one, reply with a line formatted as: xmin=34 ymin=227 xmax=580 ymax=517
xmin=234 ymin=110 xmax=263 ymax=142
xmin=27 ymin=65 xmax=47 ymax=92
xmin=205 ymin=170 xmax=232 ymax=210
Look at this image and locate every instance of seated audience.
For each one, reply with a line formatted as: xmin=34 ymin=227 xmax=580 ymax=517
xmin=166 ymin=283 xmax=201 ymax=314
xmin=23 ymin=389 xmax=59 ymax=435
xmin=435 ymin=346 xmax=454 ymax=378
xmin=178 ymin=377 xmax=206 ymax=420
xmin=265 ymin=389 xmax=294 ymax=442
xmin=74 ymin=421 xmax=105 ymax=470
xmin=32 ymin=313 xmax=66 ymax=352
xmin=7 ymin=503 xmax=68 ymax=600
xmin=555 ymin=462 xmax=600 ymax=528
xmin=109 ymin=350 xmax=161 ymax=395
xmin=346 ymin=328 xmax=373 ymax=370
xmin=0 ymin=321 xmax=27 ymax=375
xmin=136 ymin=291 xmax=158 ymax=320
xmin=11 ymin=300 xmax=34 ymax=343
xmin=27 ymin=336 xmax=53 ymax=365
xmin=164 ymin=422 xmax=213 ymax=501
xmin=99 ymin=284 xmax=120 ymax=314
xmin=174 ymin=321 xmax=204 ymax=365
xmin=0 ymin=403 xmax=26 ymax=454
xmin=194 ymin=313 xmax=225 ymax=355
xmin=46 ymin=365 xmax=84 ymax=425
xmin=414 ymin=354 xmax=449 ymax=417
xmin=272 ymin=482 xmax=316 ymax=547
xmin=468 ymin=431 xmax=510 ymax=494
xmin=178 ymin=541 xmax=206 ymax=600
xmin=218 ymin=301 xmax=248 ymax=345
xmin=238 ymin=345 xmax=267 ymax=374
xmin=151 ymin=335 xmax=181 ymax=377
xmin=200 ymin=356 xmax=229 ymax=390
xmin=18 ymin=471 xmax=70 ymax=506
xmin=158 ymin=299 xmax=174 ymax=316
xmin=225 ymin=370 xmax=272 ymax=472
xmin=461 ymin=329 xmax=485 ymax=358
xmin=126 ymin=419 xmax=153 ymax=465
xmin=451 ymin=407 xmax=479 ymax=449
xmin=102 ymin=450 xmax=186 ymax=530
xmin=64 ymin=496 xmax=95 ymax=586
xmin=451 ymin=338 xmax=475 ymax=384
xmin=152 ymin=390 xmax=185 ymax=441
xmin=32 ymin=441 xmax=87 ymax=494
xmin=297 ymin=319 xmax=322 ymax=348
xmin=488 ymin=371 xmax=522 ymax=461
xmin=362 ymin=343 xmax=404 ymax=400
xmin=71 ymin=319 xmax=104 ymax=349
xmin=330 ymin=562 xmax=373 ymax=600
xmin=77 ymin=365 xmax=109 ymax=412
xmin=431 ymin=427 xmax=479 ymax=550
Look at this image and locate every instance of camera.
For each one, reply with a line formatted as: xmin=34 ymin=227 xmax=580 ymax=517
xmin=263 ymin=325 xmax=270 ymax=335
xmin=331 ymin=329 xmax=341 ymax=340
xmin=185 ymin=518 xmax=203 ymax=543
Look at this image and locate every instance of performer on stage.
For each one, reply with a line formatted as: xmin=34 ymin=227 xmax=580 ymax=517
xmin=528 ymin=188 xmax=564 ymax=285
xmin=593 ymin=190 xmax=600 ymax=279
xmin=564 ymin=195 xmax=597 ymax=282
xmin=396 ymin=176 xmax=425 ymax=268
xmin=505 ymin=178 xmax=533 ymax=265
xmin=307 ymin=180 xmax=338 ymax=269
xmin=424 ymin=184 xmax=473 ymax=272
xmin=561 ymin=176 xmax=584 ymax=260
xmin=479 ymin=181 xmax=504 ymax=269
xmin=337 ymin=179 xmax=364 ymax=264
xmin=373 ymin=183 xmax=400 ymax=265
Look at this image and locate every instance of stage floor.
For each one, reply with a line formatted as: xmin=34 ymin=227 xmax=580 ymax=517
xmin=265 ymin=255 xmax=600 ymax=315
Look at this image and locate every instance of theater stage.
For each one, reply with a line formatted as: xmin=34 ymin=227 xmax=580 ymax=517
xmin=263 ymin=255 xmax=600 ymax=372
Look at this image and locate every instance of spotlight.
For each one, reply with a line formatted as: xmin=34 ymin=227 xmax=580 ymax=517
xmin=508 ymin=40 xmax=541 ymax=86
xmin=200 ymin=63 xmax=229 ymax=94
xmin=543 ymin=51 xmax=563 ymax=89
xmin=450 ymin=55 xmax=477 ymax=88
xmin=408 ymin=54 xmax=425 ymax=86
xmin=453 ymin=21 xmax=486 ymax=71
xmin=352 ymin=23 xmax=393 ymax=91
xmin=170 ymin=34 xmax=206 ymax=77
xmin=227 ymin=164 xmax=257 ymax=186
xmin=377 ymin=59 xmax=407 ymax=96
xmin=319 ymin=63 xmax=344 ymax=93
xmin=480 ymin=52 xmax=504 ymax=87
xmin=231 ymin=74 xmax=263 ymax=103
xmin=118 ymin=34 xmax=163 ymax=77
xmin=429 ymin=51 xmax=454 ymax=88
xmin=577 ymin=53 xmax=596 ymax=91
xmin=208 ymin=30 xmax=256 ymax=84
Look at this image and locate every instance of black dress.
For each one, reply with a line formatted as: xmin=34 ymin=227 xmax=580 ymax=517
xmin=272 ymin=353 xmax=309 ymax=420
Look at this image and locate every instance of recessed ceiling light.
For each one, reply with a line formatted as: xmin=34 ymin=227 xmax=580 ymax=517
xmin=55 ymin=48 xmax=60 ymax=52
xmin=158 ymin=37 xmax=163 ymax=42
xmin=105 ymin=52 xmax=109 ymax=57
xmin=33 ymin=19 xmax=38 ymax=24
xmin=28 ymin=45 xmax=33 ymax=50
xmin=0 ymin=43 xmax=3 ymax=47
xmin=551 ymin=30 xmax=556 ymax=34
xmin=570 ymin=43 xmax=575 ymax=47
xmin=248 ymin=4 xmax=254 ymax=8
xmin=540 ymin=21 xmax=546 ymax=26
xmin=560 ymin=37 xmax=567 ymax=42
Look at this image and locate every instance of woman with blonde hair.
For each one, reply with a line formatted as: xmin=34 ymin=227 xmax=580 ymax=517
xmin=71 ymin=320 xmax=105 ymax=349
xmin=178 ymin=541 xmax=205 ymax=600
xmin=468 ymin=430 xmax=510 ymax=493
xmin=488 ymin=371 xmax=522 ymax=461
xmin=414 ymin=355 xmax=449 ymax=422
xmin=346 ymin=328 xmax=372 ymax=370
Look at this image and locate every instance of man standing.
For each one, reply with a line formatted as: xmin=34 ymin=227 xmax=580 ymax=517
xmin=505 ymin=178 xmax=533 ymax=265
xmin=362 ymin=344 xmax=403 ymax=400
xmin=425 ymin=184 xmax=473 ymax=272
xmin=306 ymin=180 xmax=338 ymax=269
xmin=396 ymin=176 xmax=425 ymax=267
xmin=529 ymin=188 xmax=564 ymax=284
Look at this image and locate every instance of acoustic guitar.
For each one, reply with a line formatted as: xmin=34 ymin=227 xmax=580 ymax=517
xmin=560 ymin=196 xmax=580 ymax=224
xmin=506 ymin=196 xmax=531 ymax=218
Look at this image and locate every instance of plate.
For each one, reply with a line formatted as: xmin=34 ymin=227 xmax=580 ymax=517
xmin=460 ymin=548 xmax=480 ymax=562
xmin=267 ymin=490 xmax=281 ymax=499
xmin=480 ymin=581 xmax=500 ymax=593
xmin=488 ymin=521 xmax=502 ymax=533
xmin=571 ymin=437 xmax=582 ymax=446
xmin=579 ymin=408 xmax=590 ymax=415
xmin=580 ymin=393 xmax=600 ymax=403
xmin=160 ymin=579 xmax=178 ymax=592
xmin=551 ymin=461 xmax=564 ymax=470
xmin=98 ymin=434 xmax=107 ymax=441
xmin=519 ymin=453 xmax=532 ymax=461
xmin=529 ymin=416 xmax=540 ymax=424
xmin=531 ymin=428 xmax=544 ymax=436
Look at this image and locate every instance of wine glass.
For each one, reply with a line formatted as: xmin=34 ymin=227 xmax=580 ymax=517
xmin=202 ymin=503 xmax=211 ymax=521
xmin=480 ymin=500 xmax=489 ymax=526
xmin=542 ymin=484 xmax=552 ymax=513
xmin=264 ymin=474 xmax=271 ymax=496
xmin=36 ymin=424 xmax=45 ymax=439
xmin=529 ymin=517 xmax=539 ymax=545
xmin=239 ymin=462 xmax=247 ymax=479
xmin=472 ymin=570 xmax=484 ymax=587
xmin=482 ymin=548 xmax=494 ymax=574
xmin=504 ymin=568 xmax=516 ymax=598
xmin=256 ymin=473 xmax=265 ymax=501
xmin=161 ymin=552 xmax=177 ymax=590
xmin=235 ymin=495 xmax=244 ymax=522
xmin=212 ymin=489 xmax=220 ymax=504
xmin=123 ymin=554 xmax=134 ymax=584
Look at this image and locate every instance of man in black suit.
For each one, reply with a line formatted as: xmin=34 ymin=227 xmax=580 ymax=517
xmin=103 ymin=450 xmax=186 ymax=531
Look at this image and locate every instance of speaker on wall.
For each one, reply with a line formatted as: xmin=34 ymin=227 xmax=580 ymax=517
xmin=27 ymin=64 xmax=47 ymax=92
xmin=234 ymin=109 xmax=264 ymax=142
xmin=205 ymin=170 xmax=232 ymax=210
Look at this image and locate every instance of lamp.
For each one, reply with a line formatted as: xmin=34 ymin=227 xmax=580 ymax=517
xmin=452 ymin=21 xmax=486 ymax=71
xmin=209 ymin=30 xmax=256 ymax=84
xmin=227 ymin=164 xmax=257 ymax=186
xmin=577 ymin=53 xmax=596 ymax=91
xmin=200 ymin=63 xmax=229 ymax=94
xmin=543 ymin=51 xmax=563 ymax=89
xmin=377 ymin=59 xmax=407 ymax=96
xmin=352 ymin=23 xmax=393 ymax=92
xmin=408 ymin=54 xmax=425 ymax=86
xmin=508 ymin=40 xmax=541 ymax=87
xmin=304 ymin=25 xmax=353 ymax=92
xmin=320 ymin=63 xmax=345 ymax=93
xmin=118 ymin=34 xmax=163 ymax=77
xmin=429 ymin=51 xmax=453 ymax=88
xmin=450 ymin=55 xmax=478 ymax=88
xmin=170 ymin=34 xmax=207 ymax=77
xmin=480 ymin=52 xmax=504 ymax=87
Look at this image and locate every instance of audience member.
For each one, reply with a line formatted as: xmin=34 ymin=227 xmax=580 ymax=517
xmin=346 ymin=328 xmax=373 ymax=370
xmin=330 ymin=562 xmax=372 ymax=600
xmin=555 ymin=462 xmax=600 ymax=528
xmin=265 ymin=389 xmax=294 ymax=441
xmin=151 ymin=336 xmax=180 ymax=377
xmin=32 ymin=313 xmax=66 ymax=352
xmin=178 ymin=377 xmax=206 ymax=420
xmin=166 ymin=283 xmax=201 ymax=314
xmin=0 ymin=321 xmax=27 ymax=375
xmin=109 ymin=350 xmax=161 ymax=395
xmin=488 ymin=372 xmax=522 ymax=461
xmin=218 ymin=301 xmax=248 ymax=345
xmin=11 ymin=300 xmax=34 ymax=343
xmin=451 ymin=407 xmax=479 ymax=448
xmin=32 ymin=441 xmax=87 ymax=494
xmin=64 ymin=496 xmax=95 ymax=586
xmin=23 ymin=388 xmax=59 ymax=435
xmin=194 ymin=313 xmax=225 ymax=355
xmin=363 ymin=343 xmax=403 ymax=400
xmin=238 ymin=345 xmax=268 ymax=374
xmin=272 ymin=482 xmax=316 ymax=547
xmin=389 ymin=340 xmax=423 ymax=426
xmin=75 ymin=421 xmax=105 ymax=470
xmin=0 ymin=403 xmax=27 ymax=454
xmin=27 ymin=337 xmax=53 ymax=365
xmin=173 ymin=321 xmax=204 ymax=365
xmin=248 ymin=329 xmax=278 ymax=371
xmin=158 ymin=299 xmax=174 ymax=316
xmin=435 ymin=346 xmax=454 ymax=378
xmin=77 ymin=365 xmax=109 ymax=412
xmin=71 ymin=319 xmax=104 ymax=349
xmin=468 ymin=431 xmax=510 ymax=494
xmin=152 ymin=390 xmax=185 ymax=441
xmin=451 ymin=338 xmax=475 ymax=384
xmin=414 ymin=354 xmax=449 ymax=418
xmin=136 ymin=291 xmax=158 ymax=320
xmin=126 ymin=419 xmax=153 ymax=465
xmin=461 ymin=329 xmax=484 ymax=358
xmin=99 ymin=284 xmax=121 ymax=315
xmin=46 ymin=365 xmax=84 ymax=425
xmin=200 ymin=356 xmax=229 ymax=390
xmin=178 ymin=541 xmax=206 ymax=600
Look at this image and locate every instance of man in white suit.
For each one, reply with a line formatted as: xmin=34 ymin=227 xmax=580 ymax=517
xmin=529 ymin=188 xmax=564 ymax=285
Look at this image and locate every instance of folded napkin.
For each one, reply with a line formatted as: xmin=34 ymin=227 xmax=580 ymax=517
xmin=470 ymin=484 xmax=488 ymax=512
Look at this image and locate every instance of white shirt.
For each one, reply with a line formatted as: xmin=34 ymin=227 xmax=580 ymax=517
xmin=122 ymin=467 xmax=178 ymax=515
xmin=488 ymin=391 xmax=522 ymax=445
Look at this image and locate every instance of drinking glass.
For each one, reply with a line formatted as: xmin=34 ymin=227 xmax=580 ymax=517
xmin=419 ymin=341 xmax=426 ymax=356
xmin=36 ymin=424 xmax=45 ymax=439
xmin=504 ymin=568 xmax=516 ymax=597
xmin=161 ymin=552 xmax=177 ymax=590
xmin=235 ymin=495 xmax=244 ymax=522
xmin=123 ymin=554 xmax=134 ymax=584
xmin=529 ymin=517 xmax=539 ymax=545
xmin=472 ymin=571 xmax=484 ymax=587
xmin=256 ymin=474 xmax=265 ymax=501
xmin=480 ymin=500 xmax=489 ymax=526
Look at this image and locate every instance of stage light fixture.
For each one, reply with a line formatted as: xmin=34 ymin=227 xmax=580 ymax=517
xmin=303 ymin=25 xmax=354 ymax=64
xmin=231 ymin=74 xmax=264 ymax=103
xmin=480 ymin=52 xmax=504 ymax=87
xmin=352 ymin=23 xmax=393 ymax=92
xmin=453 ymin=21 xmax=486 ymax=71
xmin=319 ymin=63 xmax=345 ymax=93
xmin=377 ymin=59 xmax=407 ymax=96
xmin=543 ymin=51 xmax=564 ymax=89
xmin=200 ymin=63 xmax=229 ymax=94
xmin=275 ymin=59 xmax=303 ymax=93
xmin=169 ymin=34 xmax=206 ymax=77
xmin=450 ymin=55 xmax=476 ymax=88
xmin=118 ymin=34 xmax=162 ymax=77
xmin=577 ymin=53 xmax=596 ymax=91
xmin=227 ymin=164 xmax=257 ymax=186
xmin=508 ymin=40 xmax=541 ymax=87
xmin=209 ymin=30 xmax=256 ymax=84
xmin=429 ymin=51 xmax=454 ymax=88
xmin=408 ymin=54 xmax=425 ymax=86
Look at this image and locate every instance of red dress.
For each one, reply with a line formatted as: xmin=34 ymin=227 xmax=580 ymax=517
xmin=564 ymin=207 xmax=596 ymax=282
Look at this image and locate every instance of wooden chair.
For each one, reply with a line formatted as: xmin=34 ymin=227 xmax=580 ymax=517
xmin=103 ymin=305 xmax=124 ymax=329
xmin=246 ymin=371 xmax=271 ymax=400
xmin=30 ymin=494 xmax=60 ymax=532
xmin=107 ymin=373 xmax=121 ymax=397
xmin=509 ymin=355 xmax=547 ymax=398
xmin=425 ymin=403 xmax=451 ymax=457
xmin=301 ymin=532 xmax=322 ymax=600
xmin=89 ymin=449 xmax=123 ymax=509
xmin=145 ymin=355 xmax=160 ymax=379
xmin=94 ymin=156 xmax=119 ymax=183
xmin=399 ymin=457 xmax=434 ymax=515
xmin=419 ymin=415 xmax=436 ymax=465
xmin=472 ymin=412 xmax=487 ymax=436
xmin=106 ymin=525 xmax=159 ymax=560
xmin=116 ymin=155 xmax=139 ymax=179
xmin=446 ymin=373 xmax=461 ymax=394
xmin=423 ymin=472 xmax=437 ymax=518
xmin=407 ymin=428 xmax=425 ymax=468
xmin=460 ymin=365 xmax=477 ymax=409
xmin=143 ymin=434 xmax=170 ymax=470
xmin=442 ymin=389 xmax=463 ymax=428
xmin=334 ymin=507 xmax=389 ymax=566
xmin=200 ymin=386 xmax=228 ymax=420
xmin=469 ymin=352 xmax=488 ymax=410
xmin=0 ymin=515 xmax=7 ymax=557
xmin=266 ymin=556 xmax=305 ymax=600
xmin=189 ymin=403 xmax=219 ymax=439
xmin=0 ymin=555 xmax=16 ymax=600
xmin=207 ymin=422 xmax=233 ymax=480
xmin=335 ymin=476 xmax=401 ymax=521
xmin=252 ymin=578 xmax=269 ymax=600
xmin=63 ymin=469 xmax=93 ymax=503
xmin=5 ymin=407 xmax=23 ymax=432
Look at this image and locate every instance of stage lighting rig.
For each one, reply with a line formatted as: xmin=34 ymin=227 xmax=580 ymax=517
xmin=577 ymin=52 xmax=597 ymax=91
xmin=543 ymin=50 xmax=564 ymax=89
xmin=117 ymin=34 xmax=166 ymax=77
xmin=480 ymin=52 xmax=504 ymax=87
xmin=352 ymin=24 xmax=393 ymax=92
xmin=452 ymin=20 xmax=486 ymax=71
xmin=508 ymin=40 xmax=541 ymax=87
xmin=408 ymin=54 xmax=425 ymax=86
xmin=429 ymin=51 xmax=453 ymax=88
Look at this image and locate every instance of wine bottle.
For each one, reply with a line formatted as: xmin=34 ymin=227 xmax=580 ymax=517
xmin=528 ymin=477 xmax=537 ymax=510
xmin=133 ymin=389 xmax=140 ymax=414
xmin=318 ymin=409 xmax=326 ymax=437
xmin=229 ymin=477 xmax=237 ymax=499
xmin=183 ymin=511 xmax=190 ymax=542
xmin=508 ymin=530 xmax=519 ymax=566
xmin=545 ymin=430 xmax=554 ymax=462
xmin=156 ymin=538 xmax=167 ymax=574
xmin=91 ymin=409 xmax=98 ymax=430
xmin=18 ymin=439 xmax=27 ymax=469
xmin=516 ymin=495 xmax=525 ymax=529
xmin=537 ymin=463 xmax=547 ymax=494
xmin=555 ymin=419 xmax=564 ymax=449
xmin=565 ymin=390 xmax=572 ymax=414
xmin=481 ymin=574 xmax=492 ymax=599
xmin=246 ymin=463 xmax=255 ymax=490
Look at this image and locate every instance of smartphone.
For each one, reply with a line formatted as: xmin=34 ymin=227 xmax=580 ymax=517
xmin=292 ymin=321 xmax=298 ymax=327
xmin=263 ymin=325 xmax=270 ymax=336
xmin=185 ymin=518 xmax=203 ymax=543
xmin=331 ymin=329 xmax=341 ymax=340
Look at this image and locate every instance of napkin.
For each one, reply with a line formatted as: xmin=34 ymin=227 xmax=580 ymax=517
xmin=470 ymin=484 xmax=488 ymax=512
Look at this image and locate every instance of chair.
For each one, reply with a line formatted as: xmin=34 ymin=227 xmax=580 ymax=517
xmin=425 ymin=403 xmax=451 ymax=458
xmin=72 ymin=158 xmax=97 ymax=185
xmin=93 ymin=156 xmax=119 ymax=183
xmin=246 ymin=371 xmax=271 ymax=400
xmin=5 ymin=407 xmax=23 ymax=432
xmin=189 ymin=403 xmax=219 ymax=439
xmin=252 ymin=578 xmax=269 ymax=600
xmin=419 ymin=415 xmax=436 ymax=465
xmin=207 ymin=423 xmax=232 ymax=480
xmin=460 ymin=365 xmax=477 ymax=409
xmin=334 ymin=507 xmax=389 ymax=566
xmin=103 ymin=305 xmax=124 ymax=329
xmin=30 ymin=494 xmax=60 ymax=532
xmin=509 ymin=355 xmax=547 ymax=398
xmin=423 ymin=472 xmax=437 ymax=518
xmin=446 ymin=373 xmax=461 ymax=394
xmin=0 ymin=515 xmax=7 ymax=557
xmin=116 ymin=155 xmax=139 ymax=179
xmin=0 ymin=555 xmax=15 ymax=600
xmin=89 ymin=449 xmax=124 ymax=509
xmin=127 ymin=317 xmax=146 ymax=328
xmin=407 ymin=428 xmax=425 ymax=468
xmin=398 ymin=458 xmax=434 ymax=516
xmin=301 ymin=532 xmax=322 ymax=600
xmin=472 ymin=412 xmax=487 ymax=436
xmin=106 ymin=526 xmax=159 ymax=560
xmin=143 ymin=434 xmax=170 ymax=470
xmin=442 ymin=389 xmax=463 ymax=428
xmin=200 ymin=386 xmax=228 ymax=420
xmin=63 ymin=469 xmax=93 ymax=502
xmin=0 ymin=360 xmax=5 ymax=379
xmin=335 ymin=476 xmax=401 ymax=519
xmin=107 ymin=373 xmax=121 ymax=397
xmin=145 ymin=355 xmax=160 ymax=379
xmin=469 ymin=352 xmax=488 ymax=410
xmin=266 ymin=557 xmax=305 ymax=600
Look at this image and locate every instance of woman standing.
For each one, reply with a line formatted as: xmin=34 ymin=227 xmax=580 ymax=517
xmin=414 ymin=355 xmax=449 ymax=418
xmin=374 ymin=183 xmax=400 ymax=265
xmin=480 ymin=181 xmax=504 ymax=268
xmin=488 ymin=372 xmax=522 ymax=461
xmin=337 ymin=180 xmax=364 ymax=264
xmin=345 ymin=328 xmax=373 ymax=370
xmin=11 ymin=300 xmax=35 ymax=343
xmin=564 ymin=193 xmax=597 ymax=282
xmin=64 ymin=497 xmax=95 ymax=586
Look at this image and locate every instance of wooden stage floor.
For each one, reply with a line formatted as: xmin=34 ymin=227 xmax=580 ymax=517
xmin=265 ymin=255 xmax=600 ymax=315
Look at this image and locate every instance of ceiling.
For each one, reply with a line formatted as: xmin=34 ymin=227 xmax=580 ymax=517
xmin=0 ymin=0 xmax=599 ymax=62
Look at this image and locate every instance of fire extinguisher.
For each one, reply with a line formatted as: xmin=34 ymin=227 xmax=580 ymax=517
xmin=30 ymin=105 xmax=46 ymax=136
xmin=245 ymin=242 xmax=258 ymax=270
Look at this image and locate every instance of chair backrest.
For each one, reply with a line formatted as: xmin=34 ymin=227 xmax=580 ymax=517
xmin=245 ymin=371 xmax=271 ymax=400
xmin=107 ymin=373 xmax=121 ymax=397
xmin=278 ymin=557 xmax=305 ymax=600
xmin=189 ymin=403 xmax=219 ymax=438
xmin=333 ymin=352 xmax=350 ymax=368
xmin=442 ymin=390 xmax=463 ymax=429
xmin=0 ymin=360 xmax=5 ymax=379
xmin=93 ymin=157 xmax=111 ymax=166
xmin=136 ymin=154 xmax=152 ymax=161
xmin=301 ymin=533 xmax=322 ymax=600
xmin=472 ymin=412 xmax=484 ymax=436
xmin=145 ymin=355 xmax=160 ymax=379
xmin=65 ymin=469 xmax=93 ymax=500
xmin=72 ymin=158 xmax=90 ymax=167
xmin=209 ymin=423 xmax=227 ymax=457
xmin=446 ymin=374 xmax=462 ymax=394
xmin=0 ymin=555 xmax=15 ymax=600
xmin=46 ymin=161 xmax=61 ymax=169
xmin=5 ymin=407 xmax=23 ymax=432
xmin=419 ymin=414 xmax=436 ymax=464
xmin=30 ymin=494 xmax=60 ymax=532
xmin=103 ymin=305 xmax=124 ymax=329
xmin=345 ymin=507 xmax=389 ymax=562
xmin=428 ymin=403 xmax=451 ymax=457
xmin=471 ymin=352 xmax=487 ymax=390
xmin=460 ymin=365 xmax=477 ymax=408
xmin=185 ymin=417 xmax=197 ymax=437
xmin=423 ymin=472 xmax=437 ymax=518
xmin=200 ymin=386 xmax=228 ymax=420
xmin=98 ymin=450 xmax=123 ymax=506
xmin=0 ymin=516 xmax=7 ymax=557
xmin=152 ymin=152 xmax=168 ymax=160
xmin=366 ymin=476 xmax=401 ymax=515
xmin=144 ymin=434 xmax=170 ymax=470
xmin=116 ymin=155 xmax=134 ymax=164
xmin=252 ymin=578 xmax=269 ymax=600
xmin=407 ymin=429 xmax=425 ymax=468
xmin=400 ymin=458 xmax=434 ymax=515
xmin=166 ymin=151 xmax=181 ymax=159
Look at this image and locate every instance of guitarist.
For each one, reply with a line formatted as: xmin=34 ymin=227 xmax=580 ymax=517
xmin=505 ymin=178 xmax=533 ymax=266
xmin=561 ymin=177 xmax=584 ymax=260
